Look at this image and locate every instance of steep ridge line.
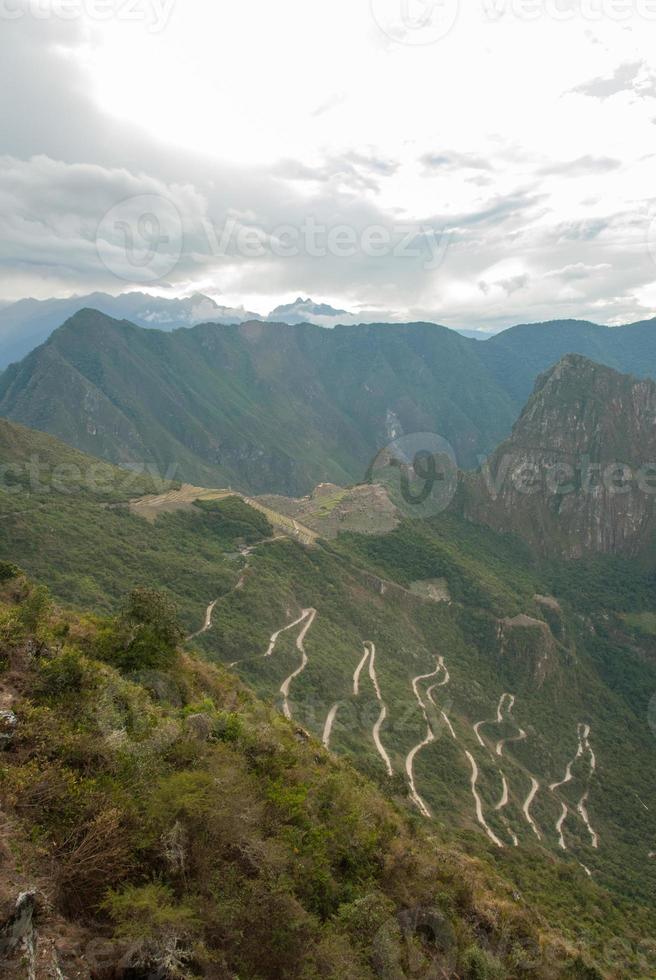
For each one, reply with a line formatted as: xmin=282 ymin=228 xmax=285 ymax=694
xmin=280 ymin=608 xmax=317 ymax=721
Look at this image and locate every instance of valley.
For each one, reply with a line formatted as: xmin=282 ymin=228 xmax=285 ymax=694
xmin=2 ymin=342 xmax=656 ymax=976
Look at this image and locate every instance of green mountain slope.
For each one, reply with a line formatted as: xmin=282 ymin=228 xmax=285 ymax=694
xmin=0 ymin=310 xmax=521 ymax=494
xmin=483 ymin=316 xmax=656 ymax=405
xmin=4 ymin=568 xmax=601 ymax=980
xmin=1 ymin=419 xmax=655 ymax=975
xmin=3 ymin=310 xmax=656 ymax=498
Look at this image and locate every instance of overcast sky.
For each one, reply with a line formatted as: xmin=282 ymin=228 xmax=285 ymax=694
xmin=1 ymin=0 xmax=656 ymax=330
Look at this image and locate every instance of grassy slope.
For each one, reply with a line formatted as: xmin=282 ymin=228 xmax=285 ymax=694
xmin=1 ymin=422 xmax=655 ymax=973
xmin=4 ymin=570 xmax=597 ymax=980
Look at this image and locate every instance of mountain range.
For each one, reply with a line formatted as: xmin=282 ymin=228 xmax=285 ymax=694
xmin=1 ymin=353 xmax=656 ymax=975
xmin=0 ymin=293 xmax=358 ymax=369
xmin=3 ymin=309 xmax=656 ymax=498
xmin=2 ymin=305 xmax=656 ymax=975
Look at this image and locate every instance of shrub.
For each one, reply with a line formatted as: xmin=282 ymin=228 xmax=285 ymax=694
xmin=0 ymin=560 xmax=21 ymax=582
xmin=103 ymin=588 xmax=184 ymax=672
xmin=103 ymin=882 xmax=200 ymax=940
xmin=38 ymin=650 xmax=86 ymax=698
xmin=460 ymin=945 xmax=505 ymax=980
xmin=18 ymin=584 xmax=52 ymax=630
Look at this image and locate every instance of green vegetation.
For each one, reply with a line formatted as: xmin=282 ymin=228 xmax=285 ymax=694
xmin=1 ymin=420 xmax=656 ymax=975
xmin=1 ymin=571 xmax=611 ymax=978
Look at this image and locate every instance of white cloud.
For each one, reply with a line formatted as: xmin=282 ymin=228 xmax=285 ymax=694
xmin=0 ymin=1 xmax=656 ymax=330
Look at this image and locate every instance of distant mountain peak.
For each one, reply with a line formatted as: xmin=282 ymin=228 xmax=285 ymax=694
xmin=267 ymin=296 xmax=349 ymax=324
xmin=463 ymin=353 xmax=656 ymax=557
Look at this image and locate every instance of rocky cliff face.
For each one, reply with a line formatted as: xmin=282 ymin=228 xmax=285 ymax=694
xmin=462 ymin=354 xmax=656 ymax=557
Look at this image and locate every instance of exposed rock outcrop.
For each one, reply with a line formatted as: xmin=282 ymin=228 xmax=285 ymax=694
xmin=462 ymin=355 xmax=656 ymax=557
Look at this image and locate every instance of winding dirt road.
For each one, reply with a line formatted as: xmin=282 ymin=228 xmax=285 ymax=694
xmin=522 ymin=777 xmax=542 ymax=840
xmin=405 ymin=657 xmax=452 ymax=817
xmin=367 ymin=643 xmax=394 ymax=776
xmin=494 ymin=772 xmax=519 ymax=847
xmin=494 ymin=694 xmax=527 ymax=757
xmin=549 ymin=723 xmax=599 ymax=850
xmin=279 ymin=608 xmax=316 ymax=720
xmin=465 ymin=751 xmax=505 ymax=848
xmin=322 ymin=702 xmax=341 ymax=749
xmin=353 ymin=644 xmax=370 ymax=695
xmin=187 ymin=599 xmax=218 ymax=642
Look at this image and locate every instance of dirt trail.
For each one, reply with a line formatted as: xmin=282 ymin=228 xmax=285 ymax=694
xmin=280 ymin=608 xmax=316 ymax=720
xmin=353 ymin=645 xmax=370 ymax=695
xmin=187 ymin=599 xmax=218 ymax=641
xmin=406 ymin=731 xmax=435 ymax=817
xmin=556 ymin=802 xmax=569 ymax=850
xmin=367 ymin=644 xmax=394 ymax=776
xmin=322 ymin=702 xmax=341 ymax=749
xmin=474 ymin=693 xmax=525 ymax=756
xmin=349 ymin=643 xmax=393 ymax=775
xmin=522 ymin=777 xmax=542 ymax=840
xmin=549 ymin=723 xmax=599 ymax=850
xmin=265 ymin=611 xmax=310 ymax=657
xmin=405 ymin=657 xmax=451 ymax=817
xmin=494 ymin=773 xmax=519 ymax=847
xmin=472 ymin=693 xmax=531 ymax=846
xmin=228 ymin=607 xmax=309 ymax=668
xmin=427 ymin=684 xmax=456 ymax=740
xmin=465 ymin=751 xmax=505 ymax=848
xmin=494 ymin=694 xmax=527 ymax=757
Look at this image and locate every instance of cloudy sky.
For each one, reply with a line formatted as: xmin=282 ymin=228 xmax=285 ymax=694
xmin=1 ymin=0 xmax=656 ymax=330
